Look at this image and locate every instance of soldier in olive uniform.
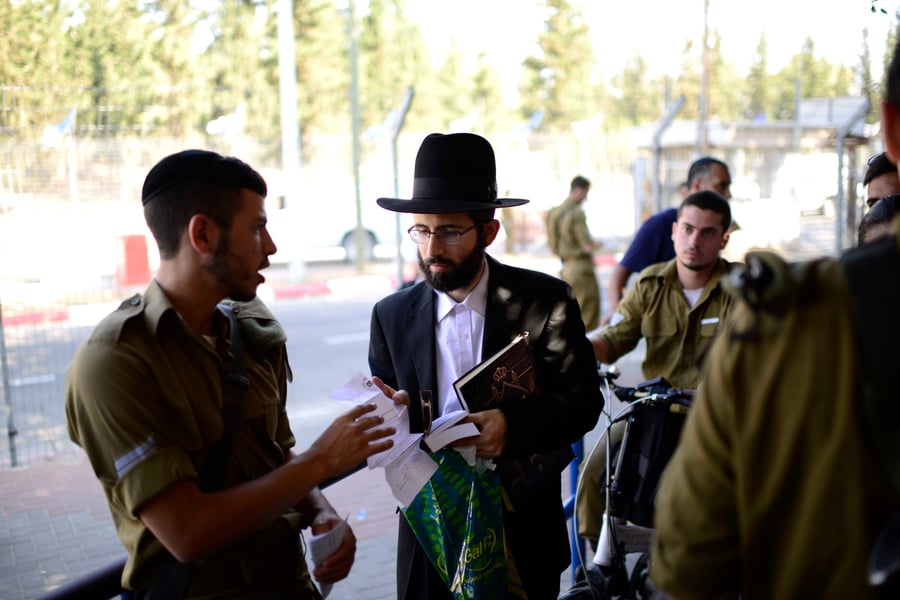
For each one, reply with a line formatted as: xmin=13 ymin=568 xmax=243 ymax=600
xmin=65 ymin=150 xmax=394 ymax=598
xmin=549 ymin=175 xmax=601 ymax=330
xmin=575 ymin=190 xmax=735 ymax=544
xmin=649 ymin=39 xmax=900 ymax=598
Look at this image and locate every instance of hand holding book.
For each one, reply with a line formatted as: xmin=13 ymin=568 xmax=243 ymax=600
xmin=452 ymin=332 xmax=574 ymax=500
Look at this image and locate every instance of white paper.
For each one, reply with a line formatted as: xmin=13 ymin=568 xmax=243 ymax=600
xmin=424 ymin=421 xmax=480 ymax=452
xmin=384 ymin=443 xmax=439 ymax=506
xmin=308 ymin=516 xmax=348 ymax=599
xmin=327 ymin=373 xmax=419 ymax=468
xmin=363 ymin=397 xmax=421 ymax=469
xmin=329 ymin=374 xmax=481 ymax=506
xmin=328 ymin=372 xmax=383 ymax=403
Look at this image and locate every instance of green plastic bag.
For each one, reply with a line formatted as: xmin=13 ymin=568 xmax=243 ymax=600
xmin=403 ymin=447 xmax=515 ymax=599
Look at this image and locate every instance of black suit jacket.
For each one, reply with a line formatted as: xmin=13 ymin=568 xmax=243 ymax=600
xmin=369 ymin=254 xmax=602 ymax=599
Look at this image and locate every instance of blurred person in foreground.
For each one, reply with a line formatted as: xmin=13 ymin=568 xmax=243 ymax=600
xmin=65 ymin=149 xmax=394 ymax=598
xmin=649 ymin=41 xmax=900 ymax=599
xmin=546 ymin=175 xmax=601 ymax=330
xmin=603 ymin=157 xmax=732 ymax=325
xmin=864 ymin=151 xmax=900 ymax=210
xmin=368 ymin=132 xmax=602 ymax=599
xmin=574 ymin=190 xmax=736 ymax=545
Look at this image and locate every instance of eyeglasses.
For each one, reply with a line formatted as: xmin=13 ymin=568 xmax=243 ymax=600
xmin=407 ymin=224 xmax=480 ymax=245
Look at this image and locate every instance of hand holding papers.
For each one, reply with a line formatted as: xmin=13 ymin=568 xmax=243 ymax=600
xmin=329 ymin=373 xmax=479 ymax=505
xmin=307 ymin=517 xmax=348 ymax=599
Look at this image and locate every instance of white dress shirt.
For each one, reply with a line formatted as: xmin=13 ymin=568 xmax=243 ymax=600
xmin=433 ymin=260 xmax=489 ymax=416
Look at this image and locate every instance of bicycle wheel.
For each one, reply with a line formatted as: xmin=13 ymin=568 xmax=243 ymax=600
xmin=629 ymin=552 xmax=657 ymax=600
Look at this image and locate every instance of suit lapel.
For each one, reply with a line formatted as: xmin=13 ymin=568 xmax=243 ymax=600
xmin=403 ymin=283 xmax=437 ymax=391
xmin=483 ymin=256 xmax=520 ymax=357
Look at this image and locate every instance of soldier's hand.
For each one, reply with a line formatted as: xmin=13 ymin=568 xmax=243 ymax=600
xmin=311 ymin=518 xmax=357 ymax=584
xmin=309 ymin=403 xmax=394 ymax=477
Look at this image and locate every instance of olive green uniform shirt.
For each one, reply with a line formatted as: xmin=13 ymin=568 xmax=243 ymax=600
xmin=555 ymin=197 xmax=593 ymax=261
xmin=554 ymin=198 xmax=600 ymax=330
xmin=598 ymin=257 xmax=734 ymax=389
xmin=651 ymin=249 xmax=900 ymax=599
xmin=65 ymin=282 xmax=314 ymax=596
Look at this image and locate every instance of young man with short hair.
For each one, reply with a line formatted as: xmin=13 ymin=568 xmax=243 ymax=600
xmin=649 ymin=39 xmax=900 ymax=598
xmin=576 ymin=190 xmax=736 ymax=545
xmin=603 ymin=157 xmax=732 ymax=325
xmin=66 ymin=150 xmax=394 ymax=598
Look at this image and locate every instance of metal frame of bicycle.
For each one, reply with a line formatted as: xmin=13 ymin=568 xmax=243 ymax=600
xmin=565 ymin=367 xmax=692 ymax=600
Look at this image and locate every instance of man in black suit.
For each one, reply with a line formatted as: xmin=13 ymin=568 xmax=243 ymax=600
xmin=368 ymin=132 xmax=602 ymax=599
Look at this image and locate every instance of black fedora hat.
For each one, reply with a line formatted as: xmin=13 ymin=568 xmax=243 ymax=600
xmin=377 ymin=132 xmax=529 ymax=213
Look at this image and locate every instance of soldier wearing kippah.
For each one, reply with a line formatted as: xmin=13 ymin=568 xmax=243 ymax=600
xmin=66 ymin=150 xmax=394 ymax=598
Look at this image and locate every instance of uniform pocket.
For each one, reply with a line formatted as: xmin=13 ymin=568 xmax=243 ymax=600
xmin=642 ymin=312 xmax=677 ymax=339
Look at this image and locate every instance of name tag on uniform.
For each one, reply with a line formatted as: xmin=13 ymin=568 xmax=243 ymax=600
xmin=701 ymin=317 xmax=720 ymax=325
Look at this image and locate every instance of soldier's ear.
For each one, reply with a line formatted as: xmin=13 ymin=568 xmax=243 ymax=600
xmin=881 ymin=101 xmax=900 ymax=167
xmin=187 ymin=214 xmax=221 ymax=256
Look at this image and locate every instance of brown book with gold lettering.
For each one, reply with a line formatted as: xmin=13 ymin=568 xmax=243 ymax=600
xmin=453 ymin=332 xmax=574 ymax=500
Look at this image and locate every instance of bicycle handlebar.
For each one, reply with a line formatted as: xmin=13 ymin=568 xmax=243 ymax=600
xmin=597 ymin=363 xmax=694 ymax=408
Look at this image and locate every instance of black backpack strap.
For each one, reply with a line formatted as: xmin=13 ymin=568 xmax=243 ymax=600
xmin=145 ymin=304 xmax=250 ymax=600
xmin=841 ymin=236 xmax=900 ymax=494
xmin=200 ymin=304 xmax=251 ymax=490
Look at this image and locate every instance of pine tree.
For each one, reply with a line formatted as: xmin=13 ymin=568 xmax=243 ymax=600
xmin=519 ymin=0 xmax=598 ymax=132
xmin=745 ymin=34 xmax=770 ymax=121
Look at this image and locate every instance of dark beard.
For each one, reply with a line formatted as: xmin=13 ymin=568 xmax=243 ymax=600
xmin=419 ymin=245 xmax=486 ymax=293
xmin=205 ymin=235 xmax=257 ymax=302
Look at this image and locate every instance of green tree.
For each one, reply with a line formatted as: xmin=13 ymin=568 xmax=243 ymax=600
xmin=771 ymin=37 xmax=854 ymax=121
xmin=0 ymin=1 xmax=70 ymax=132
xmin=295 ymin=0 xmax=350 ymax=137
xmin=353 ymin=0 xmax=437 ymax=134
xmin=860 ymin=28 xmax=878 ymax=123
xmin=362 ymin=0 xmax=396 ymax=130
xmin=199 ymin=0 xmax=281 ymax=143
xmin=882 ymin=9 xmax=900 ymax=95
xmin=610 ymin=53 xmax=661 ymax=127
xmin=62 ymin=0 xmax=175 ymax=134
xmin=520 ymin=0 xmax=598 ymax=132
xmin=435 ymin=42 xmax=468 ymax=128
xmin=673 ymin=39 xmax=701 ymax=121
xmin=744 ymin=33 xmax=770 ymax=120
xmin=139 ymin=0 xmax=210 ymax=135
xmin=471 ymin=52 xmax=508 ymax=133
xmin=672 ymin=30 xmax=742 ymax=123
xmin=705 ymin=31 xmax=743 ymax=121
